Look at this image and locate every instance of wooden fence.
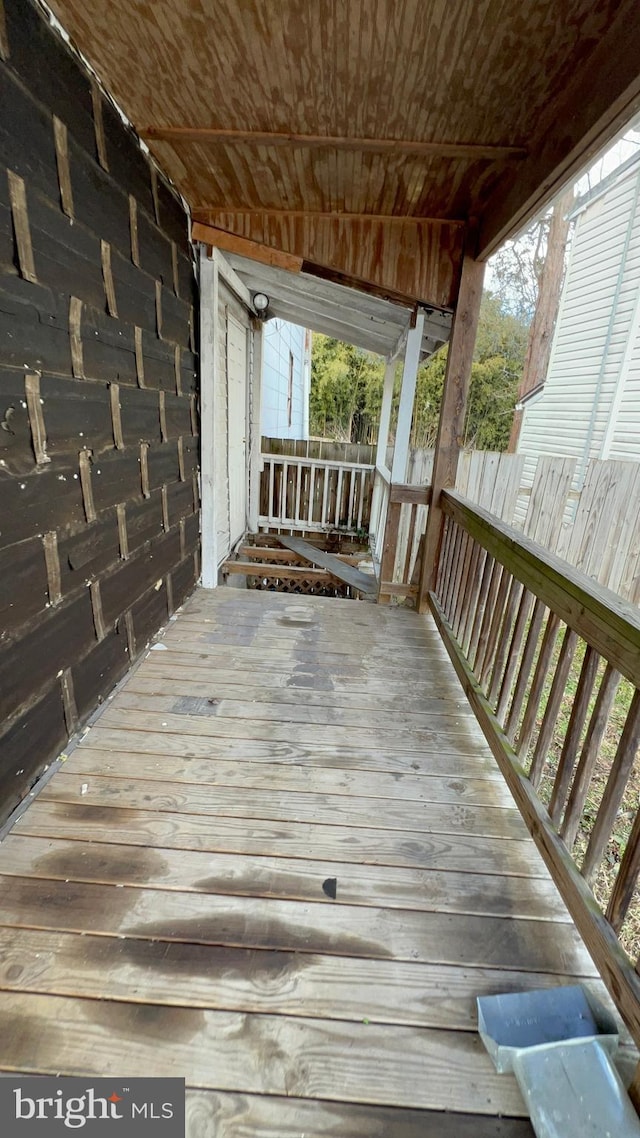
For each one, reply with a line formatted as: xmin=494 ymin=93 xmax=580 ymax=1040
xmin=260 ymin=439 xmax=640 ymax=605
xmin=391 ymin=450 xmax=640 ymax=605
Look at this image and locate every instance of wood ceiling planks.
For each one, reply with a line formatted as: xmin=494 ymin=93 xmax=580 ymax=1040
xmin=47 ymin=0 xmax=640 ymax=299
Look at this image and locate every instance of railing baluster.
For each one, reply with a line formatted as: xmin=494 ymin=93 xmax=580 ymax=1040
xmin=549 ymin=644 xmax=600 ymax=825
xmin=357 ymin=470 xmax=365 ymax=530
xmin=308 ymin=465 xmax=316 ymax=526
xmin=582 ymin=689 xmax=640 ymax=884
xmin=453 ymin=532 xmax=475 ymax=640
xmin=280 ymin=460 xmax=288 ymax=521
xmin=446 ymin=524 xmax=467 ymax=620
xmin=268 ymin=459 xmax=275 ymax=526
xmin=607 ymin=804 xmax=640 ymax=933
xmin=479 ymin=566 xmax=511 ymax=691
xmin=528 ymin=626 xmax=579 ymax=788
xmin=321 ymin=466 xmax=329 ymax=527
xmin=460 ymin=544 xmax=485 ymax=655
xmin=506 ymin=598 xmax=546 ymax=742
xmin=473 ymin=561 xmax=503 ymax=677
xmin=442 ymin=522 xmax=462 ymax=616
xmin=435 ymin=516 xmax=452 ymax=600
xmin=295 ymin=461 xmax=302 ymax=524
xmin=467 ymin=552 xmax=494 ymax=665
xmin=488 ymin=577 xmax=523 ymax=705
xmin=348 ymin=469 xmax=356 ymax=529
xmin=496 ymin=585 xmax=531 ymax=723
xmin=334 ymin=468 xmax=343 ymax=527
xmin=403 ymin=504 xmax=417 ymax=586
xmin=517 ymin=610 xmax=561 ymax=758
xmin=561 ymin=663 xmax=621 ymax=850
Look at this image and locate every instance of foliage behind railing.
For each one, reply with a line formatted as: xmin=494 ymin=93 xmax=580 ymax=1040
xmin=431 ymin=489 xmax=640 ymax=1053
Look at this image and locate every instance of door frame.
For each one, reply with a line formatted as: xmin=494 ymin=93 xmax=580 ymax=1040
xmin=199 ymin=245 xmax=258 ymax=587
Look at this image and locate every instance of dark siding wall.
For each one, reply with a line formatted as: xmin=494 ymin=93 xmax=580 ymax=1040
xmin=0 ymin=0 xmax=200 ymax=824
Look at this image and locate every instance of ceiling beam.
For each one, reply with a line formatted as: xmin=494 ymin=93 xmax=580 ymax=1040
xmin=145 ymin=125 xmax=527 ymax=162
xmin=191 ymin=221 xmax=303 ymax=273
xmin=478 ymin=0 xmax=640 ymax=258
xmin=193 ymin=207 xmax=465 ymax=226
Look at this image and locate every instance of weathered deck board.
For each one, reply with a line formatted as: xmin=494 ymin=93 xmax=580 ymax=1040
xmin=0 ymin=876 xmax=593 ymax=974
xmin=77 ymin=726 xmax=506 ymax=777
xmin=15 ymin=800 xmax=549 ymax=876
xmin=39 ymin=773 xmax=529 ymax=838
xmin=0 ymin=586 xmax=611 ymax=1132
xmin=0 ymin=991 xmax=530 ymax=1115
xmin=0 ymin=835 xmax=572 ymax=919
xmin=276 ymin=534 xmax=378 ymax=595
xmin=0 ymin=926 xmax=600 ymax=1028
xmin=55 ymin=747 xmax=508 ymax=799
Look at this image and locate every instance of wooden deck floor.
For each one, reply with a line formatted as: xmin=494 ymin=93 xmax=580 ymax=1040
xmin=0 ymin=586 xmax=609 ymax=1134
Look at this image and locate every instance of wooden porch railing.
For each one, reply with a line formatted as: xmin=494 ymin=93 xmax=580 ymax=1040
xmin=259 ymin=453 xmax=374 ymax=533
xmin=430 ymin=488 xmax=640 ymax=1059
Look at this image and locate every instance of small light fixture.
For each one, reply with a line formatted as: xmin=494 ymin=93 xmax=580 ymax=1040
xmin=252 ymin=292 xmax=270 ymax=317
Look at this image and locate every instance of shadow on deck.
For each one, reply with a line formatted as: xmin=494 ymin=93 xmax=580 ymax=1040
xmin=0 ymin=586 xmax=617 ymax=1135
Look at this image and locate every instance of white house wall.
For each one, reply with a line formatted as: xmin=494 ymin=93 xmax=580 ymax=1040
xmin=516 ymin=161 xmax=640 ymax=523
xmin=261 ymin=320 xmax=309 ymax=440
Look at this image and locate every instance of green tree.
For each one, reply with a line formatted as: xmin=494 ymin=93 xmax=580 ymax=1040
xmin=310 ymin=291 xmax=528 ymax=451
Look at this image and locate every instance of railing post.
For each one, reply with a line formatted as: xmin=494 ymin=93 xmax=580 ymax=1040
xmin=417 ymin=233 xmax=485 ymax=612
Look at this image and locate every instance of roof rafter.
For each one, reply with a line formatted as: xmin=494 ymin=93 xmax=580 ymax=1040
xmin=144 ymin=125 xmax=527 ymax=162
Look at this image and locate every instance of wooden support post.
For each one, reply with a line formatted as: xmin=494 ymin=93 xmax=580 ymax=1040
xmin=391 ymin=313 xmax=424 ymax=484
xmin=200 ymin=246 xmax=219 ymax=587
xmin=418 ymin=237 xmax=485 ymax=612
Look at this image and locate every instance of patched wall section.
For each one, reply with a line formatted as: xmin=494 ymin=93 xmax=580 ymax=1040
xmin=0 ymin=0 xmax=200 ymax=823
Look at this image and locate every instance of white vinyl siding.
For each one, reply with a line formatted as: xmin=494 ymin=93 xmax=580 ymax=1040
xmin=517 ymin=159 xmax=640 ymax=518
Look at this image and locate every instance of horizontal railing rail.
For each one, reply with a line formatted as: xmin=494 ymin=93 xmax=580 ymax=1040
xmin=431 ymin=488 xmax=640 ymax=1060
xmin=259 ymin=452 xmax=374 ymax=534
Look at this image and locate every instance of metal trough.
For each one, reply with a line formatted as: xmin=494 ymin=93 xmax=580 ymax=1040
xmin=477 ymin=985 xmax=640 ymax=1138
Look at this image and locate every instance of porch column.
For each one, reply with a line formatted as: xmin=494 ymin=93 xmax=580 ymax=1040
xmin=369 ymin=359 xmax=396 ymax=544
xmin=391 ymin=312 xmax=424 ymax=483
xmin=376 ymin=359 xmax=396 ymax=473
xmin=377 ymin=315 xmax=424 ymax=602
xmin=199 ymin=245 xmax=219 ymax=587
xmin=417 ymin=240 xmax=485 ymax=612
xmin=247 ymin=320 xmax=264 ymax=533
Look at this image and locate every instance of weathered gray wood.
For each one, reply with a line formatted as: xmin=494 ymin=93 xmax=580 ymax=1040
xmin=528 ymin=627 xmax=578 ymax=789
xmin=582 ymin=690 xmax=640 ymax=884
xmin=430 ymin=592 xmax=640 ymax=1052
xmin=183 ymin=1090 xmax=535 ymax=1137
xmin=0 ymin=834 xmax=568 ymax=919
xmin=419 ymin=243 xmax=485 ymax=607
xmin=561 ymin=665 xmax=621 ymax=850
xmin=0 ymin=875 xmax=589 ymax=974
xmin=0 ymin=990 xmax=529 ymax=1116
xmin=41 ymin=771 xmax=527 ymax=840
xmin=276 ymin=535 xmax=377 ymax=595
xmin=549 ymin=646 xmax=600 ymax=825
xmin=442 ymin=491 xmax=640 ymax=689
xmin=17 ymin=800 xmax=546 ymax=877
